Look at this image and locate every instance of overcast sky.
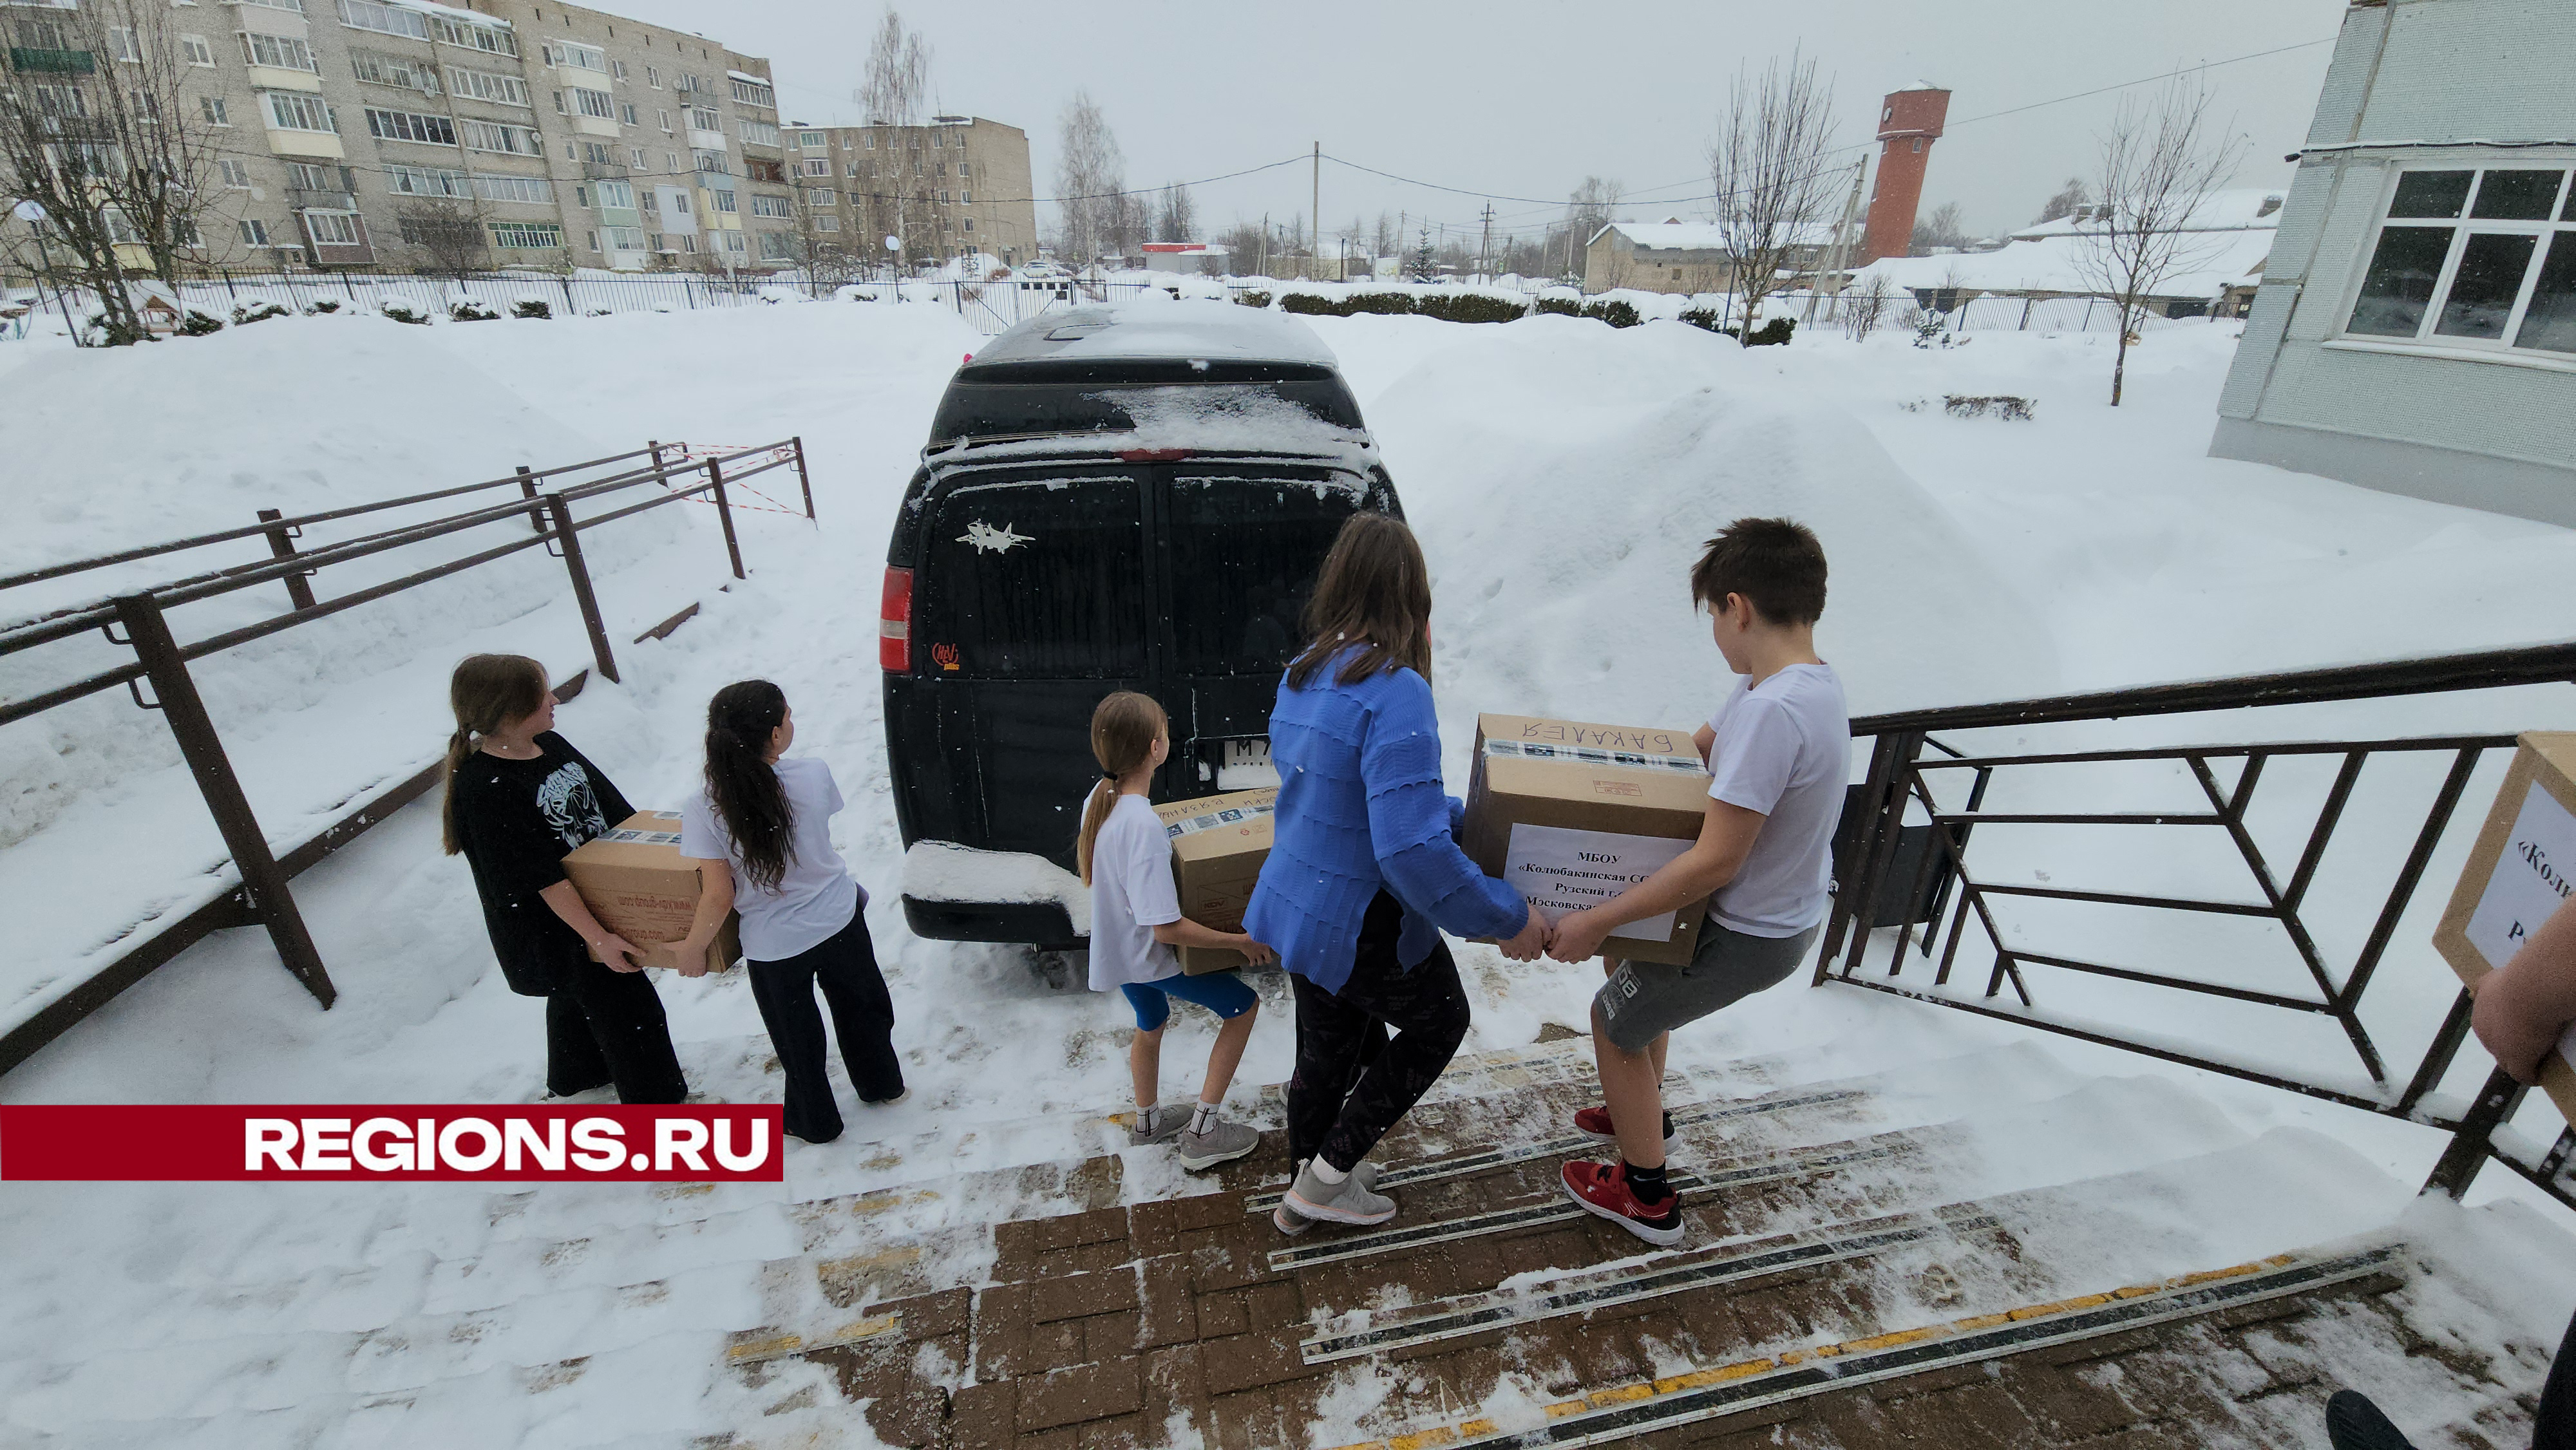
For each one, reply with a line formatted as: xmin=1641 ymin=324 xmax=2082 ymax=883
xmin=609 ymin=0 xmax=2349 ymax=247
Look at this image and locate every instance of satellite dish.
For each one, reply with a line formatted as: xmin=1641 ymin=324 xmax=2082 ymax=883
xmin=11 ymin=200 xmax=45 ymax=223
xmin=883 ymin=234 xmax=901 ymax=252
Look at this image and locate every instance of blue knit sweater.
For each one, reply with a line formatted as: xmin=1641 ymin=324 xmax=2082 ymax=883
xmin=1244 ymin=650 xmax=1527 ymax=993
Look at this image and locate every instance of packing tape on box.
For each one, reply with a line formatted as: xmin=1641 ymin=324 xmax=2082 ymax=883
xmin=1165 ymin=800 xmax=1276 ymax=840
xmin=601 ymin=827 xmax=683 ymax=845
xmin=1482 ymin=739 xmax=1705 ymax=775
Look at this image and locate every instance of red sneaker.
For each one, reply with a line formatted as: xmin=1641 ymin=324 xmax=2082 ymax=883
xmin=1561 ymin=1160 xmax=1685 ymax=1247
xmin=1572 ymin=1106 xmax=1680 ymax=1154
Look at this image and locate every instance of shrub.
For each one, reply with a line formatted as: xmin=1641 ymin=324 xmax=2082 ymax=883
xmin=381 ymin=301 xmax=430 ymax=325
xmin=1743 ymin=316 xmax=1795 ymax=347
xmin=1584 ymin=298 xmax=1641 ymax=329
xmin=1532 ymin=296 xmax=1583 ymax=318
xmin=448 ymin=297 xmax=499 ymax=322
xmin=1343 ymin=290 xmax=1414 ymax=315
xmin=1678 ymin=306 xmax=1723 ymax=333
xmin=586 ymin=307 xmax=614 ymax=317
xmin=303 ymin=299 xmax=342 ymax=315
xmin=1233 ymin=290 xmax=1271 ymax=309
xmin=512 ymin=298 xmax=553 ymax=319
xmin=232 ymin=301 xmax=291 ymax=325
xmin=1278 ymin=291 xmax=1338 ymax=316
xmin=1414 ymin=292 xmax=1526 ymax=325
xmin=178 ymin=308 xmax=225 ymax=336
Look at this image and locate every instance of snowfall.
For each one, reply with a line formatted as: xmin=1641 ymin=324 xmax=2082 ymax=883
xmin=3 ymin=290 xmax=2576 ymax=1449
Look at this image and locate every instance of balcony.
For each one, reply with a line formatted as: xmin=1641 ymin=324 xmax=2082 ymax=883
xmin=288 ymin=187 xmax=355 ymax=211
xmin=579 ymin=160 xmax=628 ymax=180
xmin=8 ymin=46 xmax=93 ymax=74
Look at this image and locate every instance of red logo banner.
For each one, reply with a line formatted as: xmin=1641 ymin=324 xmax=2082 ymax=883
xmin=0 ymin=1105 xmax=784 ymax=1182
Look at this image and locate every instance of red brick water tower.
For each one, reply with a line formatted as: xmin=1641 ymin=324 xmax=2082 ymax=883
xmin=1861 ymin=83 xmax=1951 ymax=263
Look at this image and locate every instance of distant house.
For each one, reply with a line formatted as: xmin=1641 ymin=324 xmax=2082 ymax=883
xmin=1848 ymin=188 xmax=2284 ymax=319
xmin=2210 ymin=0 xmax=2576 ymax=527
xmin=1141 ymin=241 xmax=1229 ymax=275
xmin=1581 ymin=219 xmax=1841 ymax=296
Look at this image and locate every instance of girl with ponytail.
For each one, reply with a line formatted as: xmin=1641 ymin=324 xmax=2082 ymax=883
xmin=1079 ymin=690 xmax=1272 ymax=1172
xmin=673 ymin=680 xmax=902 ymax=1144
xmin=442 ymin=653 xmax=688 ymax=1104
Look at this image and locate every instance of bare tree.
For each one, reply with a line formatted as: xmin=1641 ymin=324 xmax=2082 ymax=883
xmin=1 ymin=0 xmax=236 ymax=339
xmin=1053 ymin=90 xmax=1123 ymax=268
xmin=2033 ymin=176 xmax=2091 ymax=225
xmin=1909 ymin=200 xmax=1967 ymax=255
xmin=1153 ymin=182 xmax=1197 ymax=243
xmin=1559 ymin=175 xmax=1623 ymax=281
xmin=1704 ymin=53 xmax=1839 ymax=333
xmin=395 ymin=195 xmax=491 ymax=279
xmin=1841 ymin=272 xmax=1894 ymax=341
xmin=857 ymin=6 xmax=930 ymax=276
xmin=2072 ymin=79 xmax=2243 ymax=404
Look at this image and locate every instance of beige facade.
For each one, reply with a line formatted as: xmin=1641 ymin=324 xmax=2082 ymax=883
xmin=1 ymin=0 xmax=775 ymax=274
xmin=782 ymin=117 xmax=1035 ymax=270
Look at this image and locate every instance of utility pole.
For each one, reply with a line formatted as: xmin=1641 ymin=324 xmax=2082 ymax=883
xmin=1803 ymin=156 xmax=1872 ymax=327
xmin=1477 ymin=202 xmax=1495 ymax=286
xmin=1310 ymin=141 xmax=1320 ymax=283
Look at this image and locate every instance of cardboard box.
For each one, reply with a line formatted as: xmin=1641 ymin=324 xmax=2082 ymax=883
xmin=1460 ymin=713 xmax=1714 ymax=966
xmin=2434 ymin=732 xmax=2576 ymax=1121
xmin=563 ymin=811 xmax=741 ymax=974
xmin=1151 ymin=787 xmax=1276 ymax=975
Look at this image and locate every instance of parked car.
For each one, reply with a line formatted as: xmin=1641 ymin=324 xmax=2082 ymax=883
xmin=882 ymin=300 xmax=1401 ymax=949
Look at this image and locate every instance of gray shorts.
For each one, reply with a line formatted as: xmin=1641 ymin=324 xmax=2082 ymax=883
xmin=1591 ymin=919 xmax=1823 ymax=1053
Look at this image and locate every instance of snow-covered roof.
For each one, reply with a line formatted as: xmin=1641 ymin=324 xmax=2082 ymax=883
xmin=1595 ymin=220 xmax=1842 ymax=254
xmin=967 ymin=299 xmax=1339 ymax=370
xmin=390 ymin=0 xmax=511 ymax=29
xmin=2009 ymin=187 xmax=2287 ymax=241
xmin=1852 ymin=225 xmax=2275 ymax=300
xmin=728 ymin=70 xmax=770 ymax=85
xmin=1900 ymin=79 xmax=1944 ymax=92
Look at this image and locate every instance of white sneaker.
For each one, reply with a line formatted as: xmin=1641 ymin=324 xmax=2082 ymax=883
xmin=1175 ymin=1116 xmax=1260 ymax=1171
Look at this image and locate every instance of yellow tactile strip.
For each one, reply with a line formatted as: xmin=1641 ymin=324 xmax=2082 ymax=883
xmin=1320 ymin=1254 xmax=2300 ymax=1450
xmin=723 ymin=1310 xmax=904 ymax=1364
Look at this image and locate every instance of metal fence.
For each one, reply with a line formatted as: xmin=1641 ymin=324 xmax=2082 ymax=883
xmin=0 ymin=437 xmax=813 ymax=1075
xmin=1823 ymin=642 xmax=2576 ymax=1210
xmin=181 ymin=268 xmax=777 ymax=321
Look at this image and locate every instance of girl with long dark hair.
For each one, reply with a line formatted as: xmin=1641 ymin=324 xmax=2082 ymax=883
xmin=670 ymin=680 xmax=901 ymax=1144
xmin=1245 ymin=513 xmax=1550 ymax=1231
xmin=442 ymin=653 xmax=688 ymax=1103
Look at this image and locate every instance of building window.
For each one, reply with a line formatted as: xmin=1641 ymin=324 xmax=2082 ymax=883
xmin=472 ymin=172 xmax=553 ymax=204
xmin=693 ymin=148 xmax=729 ymax=174
xmin=658 ymin=108 xmax=672 ymax=133
xmin=620 ymin=101 xmax=638 ymax=125
xmin=571 ymin=86 xmax=614 ymax=120
xmin=679 ymin=234 xmax=697 ymax=253
xmin=304 ymin=211 xmax=361 ymax=246
xmin=181 ymin=34 xmax=215 ymax=66
xmin=647 ymin=64 xmax=660 ymax=87
xmin=730 ymin=76 xmax=773 ymax=108
xmin=596 ymin=178 xmax=634 ymax=209
xmin=962 ymin=191 xmax=971 ymax=205
xmin=200 ymin=95 xmax=229 ymax=126
xmin=2345 ymin=167 xmax=2576 ymax=355
xmin=336 ymin=0 xmax=430 ymax=41
xmin=813 ymin=213 xmax=838 ymax=232
xmin=740 ymin=118 xmax=778 ymax=148
xmin=712 ymin=188 xmax=736 ymax=212
xmin=801 ymin=158 xmax=829 ymax=177
xmin=544 ymin=40 xmax=607 ymax=73
xmin=864 ymin=133 xmax=875 ymax=149
xmin=750 ymin=193 xmax=790 ymax=218
xmin=354 ymin=50 xmax=442 ymax=94
xmin=958 ymin=162 xmax=969 ymax=178
xmin=239 ymin=218 xmax=272 ymax=245
xmin=365 ymin=108 xmax=453 ymax=146
xmin=267 ymin=91 xmax=337 ymax=133
xmin=607 ymin=225 xmax=645 ymax=250
xmin=963 ymin=217 xmax=973 ymax=233
xmin=757 ymin=229 xmax=792 ymax=260
xmin=385 ymin=162 xmax=468 ymax=196
xmin=460 ymin=118 xmax=542 ymax=155
xmin=798 ymin=131 xmax=824 ymax=149
xmin=582 ymin=142 xmax=613 ymax=165
xmin=687 ymin=104 xmax=719 ymax=132
xmin=446 ymin=66 xmax=529 ymax=106
xmin=805 ymin=187 xmax=835 ymax=206
xmin=666 ymin=151 xmax=679 ymax=171
xmin=218 ymin=159 xmax=252 ymax=187
xmin=430 ymin=15 xmax=516 ymax=56
xmin=629 ymin=146 xmax=647 ymax=167
xmin=611 ymin=59 xmax=627 ymax=81
xmin=242 ymin=32 xmax=317 ymax=72
xmin=491 ymin=221 xmax=566 ymax=249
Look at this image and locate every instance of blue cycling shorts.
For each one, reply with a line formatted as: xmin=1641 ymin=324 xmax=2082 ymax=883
xmin=1121 ymin=970 xmax=1258 ymax=1031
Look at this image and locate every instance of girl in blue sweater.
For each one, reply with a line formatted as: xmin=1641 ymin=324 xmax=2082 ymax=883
xmin=1245 ymin=513 xmax=1551 ymax=1230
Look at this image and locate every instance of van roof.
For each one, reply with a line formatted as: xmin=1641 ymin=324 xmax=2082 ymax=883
xmin=966 ymin=298 xmax=1341 ymax=372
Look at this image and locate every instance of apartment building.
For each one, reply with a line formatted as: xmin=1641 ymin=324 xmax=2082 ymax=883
xmin=0 ymin=0 xmax=777 ymax=274
xmin=782 ymin=116 xmax=1034 ymax=270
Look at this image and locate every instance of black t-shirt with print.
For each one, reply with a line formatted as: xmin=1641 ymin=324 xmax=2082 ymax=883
xmin=451 ymin=731 xmax=635 ymax=996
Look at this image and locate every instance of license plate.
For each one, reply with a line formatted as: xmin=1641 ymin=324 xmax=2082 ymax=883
xmin=1216 ymin=738 xmax=1277 ymax=789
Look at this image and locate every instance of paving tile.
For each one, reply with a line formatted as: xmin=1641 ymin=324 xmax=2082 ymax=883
xmin=1196 ymin=1288 xmax=1251 ymax=1340
xmin=1083 ymin=1310 xmax=1143 ymax=1363
xmin=1198 ymin=1327 xmax=1315 ymax=1397
xmin=1018 ymin=1357 xmax=1143 ymax=1434
xmin=1030 ymin=1270 xmax=1141 ymax=1324
xmin=947 ymin=1379 xmax=1016 ymax=1450
xmin=1136 ymin=1259 xmax=1197 ymax=1348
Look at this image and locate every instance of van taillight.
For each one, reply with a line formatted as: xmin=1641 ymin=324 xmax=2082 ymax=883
xmin=879 ymin=567 xmax=913 ymax=672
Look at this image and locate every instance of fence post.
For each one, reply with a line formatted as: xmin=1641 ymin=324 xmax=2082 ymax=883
xmin=791 ymin=435 xmax=815 ymax=520
xmin=647 ymin=439 xmax=667 ymax=479
xmin=705 ymin=458 xmax=746 ymax=580
xmin=542 ymin=493 xmax=620 ymax=684
xmin=560 ymin=274 xmax=575 ymax=314
xmin=2020 ymin=297 xmax=2034 ymax=331
xmin=2424 ymin=1066 xmax=2528 ymax=1199
xmin=340 ymin=270 xmax=356 ymax=301
xmin=223 ymin=272 xmax=238 ymax=301
xmin=685 ymin=275 xmax=698 ymax=309
xmin=111 ymin=593 xmax=337 ymax=1009
xmin=515 ymin=464 xmax=545 ymax=535
xmin=255 ymin=508 xmax=317 ymax=612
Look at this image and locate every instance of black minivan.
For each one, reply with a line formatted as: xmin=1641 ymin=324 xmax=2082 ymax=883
xmin=881 ymin=301 xmax=1403 ymax=949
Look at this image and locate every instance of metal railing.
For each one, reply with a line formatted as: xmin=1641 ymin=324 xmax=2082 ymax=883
xmin=1823 ymin=641 xmax=2576 ymax=1209
xmin=0 ymin=435 xmax=815 ymax=1074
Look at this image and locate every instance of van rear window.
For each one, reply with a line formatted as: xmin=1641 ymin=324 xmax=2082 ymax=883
xmin=916 ymin=474 xmax=1147 ymax=678
xmin=929 ymin=378 xmax=1365 ymax=449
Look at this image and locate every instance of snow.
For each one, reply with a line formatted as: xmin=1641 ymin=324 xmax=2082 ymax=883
xmin=5 ymin=299 xmax=2576 ymax=1446
xmin=900 ymin=841 xmax=1090 ymax=934
xmin=967 ymin=293 xmax=1339 ymax=370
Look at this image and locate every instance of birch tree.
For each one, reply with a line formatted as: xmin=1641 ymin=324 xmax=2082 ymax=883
xmin=1704 ymin=54 xmax=1839 ymax=333
xmin=2072 ymin=80 xmax=2242 ymax=405
xmin=856 ymin=7 xmax=929 ymax=276
xmin=1053 ymin=90 xmax=1122 ymax=268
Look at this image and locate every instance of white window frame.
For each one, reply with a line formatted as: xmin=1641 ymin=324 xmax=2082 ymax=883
xmin=238 ymin=217 xmax=271 ymax=245
xmin=750 ymin=193 xmax=791 ymax=218
xmin=365 ymin=107 xmax=454 ymax=147
xmin=241 ymin=31 xmax=317 ymax=73
xmin=490 ymin=220 xmax=565 ymax=250
xmin=740 ymin=118 xmax=778 ymax=148
xmin=544 ymin=40 xmax=607 ymax=73
xmin=303 ymin=210 xmax=361 ymax=247
xmin=595 ymin=178 xmax=635 ymax=209
xmin=646 ymin=64 xmax=661 ymax=89
xmin=730 ymin=77 xmax=773 ymax=109
xmin=180 ymin=33 xmax=214 ymax=66
xmin=336 ymin=0 xmax=428 ymax=41
xmin=471 ymin=172 xmax=554 ymax=204
xmin=199 ymin=95 xmax=230 ymax=126
xmin=218 ymin=158 xmax=252 ymax=187
xmin=800 ymin=157 xmax=829 ymax=178
xmin=384 ymin=162 xmax=468 ymax=198
xmin=460 ymin=119 xmax=542 ymax=156
xmin=2334 ymin=158 xmax=2576 ymax=361
xmin=265 ymin=90 xmax=336 ymax=133
xmin=446 ymin=66 xmax=530 ymax=108
xmin=571 ymin=86 xmax=614 ymax=120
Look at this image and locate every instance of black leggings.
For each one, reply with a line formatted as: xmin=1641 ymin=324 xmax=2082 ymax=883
xmin=748 ymin=912 xmax=904 ymax=1144
xmin=545 ymin=956 xmax=688 ymax=1104
xmin=1286 ymin=891 xmax=1472 ymax=1173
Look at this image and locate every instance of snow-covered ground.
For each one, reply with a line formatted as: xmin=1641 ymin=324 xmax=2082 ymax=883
xmin=5 ymin=298 xmax=2575 ymax=1447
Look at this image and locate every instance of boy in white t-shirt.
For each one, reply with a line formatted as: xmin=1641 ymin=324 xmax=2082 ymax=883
xmin=1544 ymin=518 xmax=1850 ymax=1246
xmin=1079 ymin=690 xmax=1276 ymax=1171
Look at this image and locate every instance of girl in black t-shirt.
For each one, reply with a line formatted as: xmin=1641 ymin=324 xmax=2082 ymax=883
xmin=441 ymin=654 xmax=688 ymax=1103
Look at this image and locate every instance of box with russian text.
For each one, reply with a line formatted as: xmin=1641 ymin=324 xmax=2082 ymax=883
xmin=2435 ymin=732 xmax=2576 ymax=1120
xmin=564 ymin=811 xmax=742 ymax=974
xmin=1151 ymin=787 xmax=1276 ymax=975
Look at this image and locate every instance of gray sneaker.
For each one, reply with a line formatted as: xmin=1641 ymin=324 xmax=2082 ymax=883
xmin=1175 ymin=1116 xmax=1260 ymax=1171
xmin=1127 ymin=1106 xmax=1186 ymax=1147
xmin=1274 ymin=1158 xmax=1381 ymax=1236
xmin=1282 ymin=1158 xmax=1396 ymax=1226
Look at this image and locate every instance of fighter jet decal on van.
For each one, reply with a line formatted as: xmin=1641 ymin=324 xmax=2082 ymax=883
xmin=958 ymin=520 xmax=1032 ymax=554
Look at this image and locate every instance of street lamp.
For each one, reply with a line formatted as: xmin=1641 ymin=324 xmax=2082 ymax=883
xmin=12 ymin=199 xmax=81 ymax=344
xmin=883 ymin=233 xmax=900 ymax=287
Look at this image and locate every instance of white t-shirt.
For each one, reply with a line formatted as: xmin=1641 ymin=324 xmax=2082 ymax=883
xmin=1086 ymin=791 xmax=1182 ymax=991
xmin=1705 ymin=663 xmax=1850 ymax=937
xmin=680 ymin=756 xmax=864 ymax=963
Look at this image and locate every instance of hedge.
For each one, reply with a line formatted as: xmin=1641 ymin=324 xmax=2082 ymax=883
xmin=1536 ymin=295 xmax=1643 ymax=328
